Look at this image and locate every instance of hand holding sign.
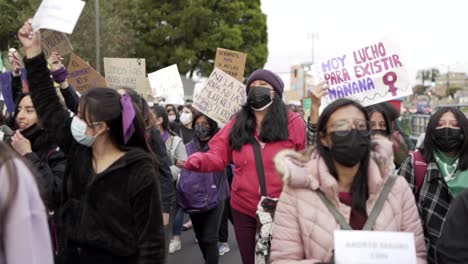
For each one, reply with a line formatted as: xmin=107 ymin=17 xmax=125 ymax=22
xmin=47 ymin=52 xmax=64 ymax=71
xmin=17 ymin=19 xmax=42 ymax=59
xmin=310 ymin=81 xmax=329 ymax=107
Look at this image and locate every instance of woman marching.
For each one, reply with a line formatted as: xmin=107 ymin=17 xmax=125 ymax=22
xmin=184 ymin=69 xmax=306 ymax=264
xmin=271 ymin=98 xmax=426 ymax=263
xmin=18 ymin=19 xmax=165 ymax=264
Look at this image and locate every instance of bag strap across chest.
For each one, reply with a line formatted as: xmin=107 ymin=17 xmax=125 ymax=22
xmin=316 ymin=175 xmax=398 ymax=230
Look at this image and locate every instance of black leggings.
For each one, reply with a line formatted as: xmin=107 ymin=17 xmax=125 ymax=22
xmin=189 ymin=203 xmax=224 ymax=264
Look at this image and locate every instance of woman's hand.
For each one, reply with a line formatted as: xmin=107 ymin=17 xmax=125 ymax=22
xmin=309 ymin=81 xmax=329 ymax=124
xmin=11 ymin=131 xmax=32 ymax=156
xmin=17 ymin=19 xmax=42 ymax=59
xmin=176 ymin=159 xmax=186 ymax=168
xmin=48 ymin=52 xmax=64 ymax=71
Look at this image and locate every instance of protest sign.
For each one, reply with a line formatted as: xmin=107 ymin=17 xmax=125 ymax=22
xmin=103 ymin=57 xmax=147 ymax=94
xmin=148 ymin=65 xmax=185 ymax=105
xmin=67 ymin=53 xmax=107 ymax=93
xmin=309 ymin=39 xmax=411 ymax=109
xmin=214 ymin=48 xmax=247 ymax=82
xmin=334 ymin=230 xmax=416 ymax=264
xmin=32 ymin=0 xmax=85 ymax=34
xmin=192 ymin=68 xmax=247 ymax=125
xmin=41 ymin=30 xmax=73 ymax=58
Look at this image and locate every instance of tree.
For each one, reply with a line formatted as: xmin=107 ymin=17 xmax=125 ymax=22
xmin=135 ymin=0 xmax=268 ymax=78
xmin=0 ymin=0 xmax=39 ymax=51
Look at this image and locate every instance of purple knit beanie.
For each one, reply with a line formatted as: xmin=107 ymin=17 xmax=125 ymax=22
xmin=246 ymin=69 xmax=284 ymax=98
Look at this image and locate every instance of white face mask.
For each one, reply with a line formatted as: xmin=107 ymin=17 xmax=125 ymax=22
xmin=179 ymin=112 xmax=192 ymax=125
xmin=168 ymin=115 xmax=176 ymax=123
xmin=70 ymin=116 xmax=96 ymax=147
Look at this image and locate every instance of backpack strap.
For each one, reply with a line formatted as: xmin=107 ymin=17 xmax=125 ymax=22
xmin=362 ymin=175 xmax=398 ymax=230
xmin=252 ymin=139 xmax=268 ymax=197
xmin=316 ymin=190 xmax=353 ymax=230
xmin=410 ymin=151 xmax=427 ymax=195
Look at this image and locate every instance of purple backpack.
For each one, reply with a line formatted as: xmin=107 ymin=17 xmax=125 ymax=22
xmin=177 ymin=141 xmax=229 ymax=213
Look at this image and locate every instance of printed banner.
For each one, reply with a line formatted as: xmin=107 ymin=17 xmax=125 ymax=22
xmin=41 ymin=30 xmax=73 ymax=58
xmin=214 ymin=48 xmax=247 ymax=82
xmin=103 ymin=57 xmax=147 ymax=94
xmin=32 ymin=0 xmax=85 ymax=34
xmin=192 ymin=68 xmax=247 ymax=125
xmin=309 ymin=39 xmax=411 ymax=109
xmin=148 ymin=64 xmax=185 ymax=105
xmin=67 ymin=53 xmax=107 ymax=93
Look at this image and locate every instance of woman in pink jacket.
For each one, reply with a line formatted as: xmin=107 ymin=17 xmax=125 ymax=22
xmin=271 ymin=98 xmax=426 ymax=264
xmin=185 ymin=69 xmax=306 ymax=264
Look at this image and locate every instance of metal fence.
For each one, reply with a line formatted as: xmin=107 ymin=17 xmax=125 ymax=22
xmin=400 ymin=114 xmax=431 ymax=143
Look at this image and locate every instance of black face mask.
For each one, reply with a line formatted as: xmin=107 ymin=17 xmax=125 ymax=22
xmin=194 ymin=125 xmax=211 ymax=140
xmin=247 ymin=86 xmax=273 ymax=111
xmin=431 ymin=128 xmax=464 ymax=153
xmin=371 ymin=129 xmax=390 ymax=138
xmin=329 ymin=129 xmax=370 ymax=167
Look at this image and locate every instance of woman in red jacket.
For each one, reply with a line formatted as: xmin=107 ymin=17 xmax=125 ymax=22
xmin=185 ymin=69 xmax=306 ymax=264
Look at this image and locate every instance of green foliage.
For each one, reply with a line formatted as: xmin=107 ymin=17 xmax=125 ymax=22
xmin=0 ymin=0 xmax=268 ymax=78
xmin=135 ymin=0 xmax=268 ymax=78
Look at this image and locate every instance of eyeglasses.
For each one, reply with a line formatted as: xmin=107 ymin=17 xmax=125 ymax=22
xmin=436 ymin=120 xmax=460 ymax=129
xmin=326 ymin=119 xmax=371 ymax=136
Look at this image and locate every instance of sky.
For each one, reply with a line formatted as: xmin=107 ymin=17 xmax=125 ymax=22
xmin=261 ymin=0 xmax=468 ymax=90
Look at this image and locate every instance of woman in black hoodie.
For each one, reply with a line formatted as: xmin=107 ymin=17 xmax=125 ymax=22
xmin=18 ymin=20 xmax=165 ymax=264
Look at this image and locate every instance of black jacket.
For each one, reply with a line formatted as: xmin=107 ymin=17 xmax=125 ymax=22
xmin=148 ymin=127 xmax=175 ymax=213
xmin=21 ymin=124 xmax=66 ymax=210
xmin=25 ymin=53 xmax=165 ymax=264
xmin=437 ymin=189 xmax=468 ymax=264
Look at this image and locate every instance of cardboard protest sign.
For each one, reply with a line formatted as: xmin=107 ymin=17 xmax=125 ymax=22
xmin=214 ymin=48 xmax=247 ymax=82
xmin=103 ymin=58 xmax=147 ymax=94
xmin=192 ymin=68 xmax=247 ymax=125
xmin=334 ymin=230 xmax=416 ymax=264
xmin=309 ymin=39 xmax=411 ymax=109
xmin=67 ymin=53 xmax=107 ymax=93
xmin=41 ymin=30 xmax=73 ymax=58
xmin=148 ymin=65 xmax=185 ymax=105
xmin=32 ymin=0 xmax=85 ymax=34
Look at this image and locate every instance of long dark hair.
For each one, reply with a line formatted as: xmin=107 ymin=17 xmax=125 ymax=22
xmin=152 ymin=105 xmax=176 ymax=136
xmin=13 ymin=93 xmax=33 ymax=130
xmin=79 ymin=88 xmax=150 ymax=153
xmin=422 ymin=107 xmax=468 ymax=170
xmin=367 ymin=104 xmax=392 ymax=136
xmin=317 ymin=98 xmax=370 ymax=216
xmin=229 ymin=95 xmax=289 ymax=151
xmin=0 ymin=143 xmax=19 ymax=242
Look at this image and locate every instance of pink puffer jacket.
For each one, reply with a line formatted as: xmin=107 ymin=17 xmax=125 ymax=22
xmin=270 ymin=136 xmax=426 ymax=264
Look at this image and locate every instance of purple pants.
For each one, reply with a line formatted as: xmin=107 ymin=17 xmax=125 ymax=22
xmin=232 ymin=208 xmax=257 ymax=264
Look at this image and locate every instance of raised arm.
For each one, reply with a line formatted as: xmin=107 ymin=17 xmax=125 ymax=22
xmin=19 ymin=20 xmax=75 ymax=153
xmin=48 ymin=52 xmax=80 ymax=114
xmin=307 ymin=81 xmax=328 ymax=146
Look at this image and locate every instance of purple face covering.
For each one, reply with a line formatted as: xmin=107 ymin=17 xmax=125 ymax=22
xmin=120 ymin=94 xmax=136 ymax=144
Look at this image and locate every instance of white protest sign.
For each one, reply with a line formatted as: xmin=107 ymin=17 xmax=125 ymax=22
xmin=103 ymin=58 xmax=147 ymax=94
xmin=334 ymin=230 xmax=417 ymax=264
xmin=148 ymin=64 xmax=184 ymax=105
xmin=309 ymin=39 xmax=411 ymax=110
xmin=192 ymin=68 xmax=247 ymax=126
xmin=32 ymin=0 xmax=85 ymax=34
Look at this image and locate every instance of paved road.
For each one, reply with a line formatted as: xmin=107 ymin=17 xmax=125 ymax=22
xmin=168 ymin=222 xmax=242 ymax=264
